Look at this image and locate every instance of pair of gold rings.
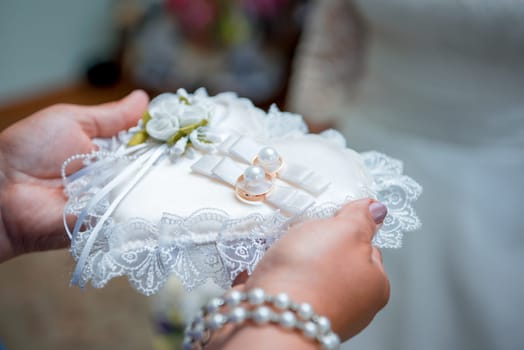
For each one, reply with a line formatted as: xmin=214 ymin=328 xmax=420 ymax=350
xmin=252 ymin=146 xmax=285 ymax=178
xmin=235 ymin=147 xmax=285 ymax=203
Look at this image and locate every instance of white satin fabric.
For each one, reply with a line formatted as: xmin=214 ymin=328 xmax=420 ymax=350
xmin=63 ymin=90 xmax=420 ymax=295
xmin=290 ymin=1 xmax=524 ymax=349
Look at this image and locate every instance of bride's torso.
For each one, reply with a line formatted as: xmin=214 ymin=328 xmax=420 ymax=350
xmin=349 ymin=0 xmax=524 ymax=146
xmin=335 ymin=3 xmax=524 ymax=350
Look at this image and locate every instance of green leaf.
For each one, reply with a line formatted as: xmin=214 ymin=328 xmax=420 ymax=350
xmin=142 ymin=111 xmax=152 ymax=126
xmin=197 ymin=136 xmax=213 ymax=144
xmin=180 ymin=119 xmax=208 ymax=134
xmin=166 ymin=119 xmax=208 ymax=147
xmin=166 ymin=132 xmax=184 ymax=146
xmin=179 ymin=96 xmax=190 ymax=105
xmin=127 ymin=130 xmax=149 ymax=146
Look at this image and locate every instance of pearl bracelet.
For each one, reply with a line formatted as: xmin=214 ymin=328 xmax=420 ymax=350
xmin=183 ymin=288 xmax=341 ymax=350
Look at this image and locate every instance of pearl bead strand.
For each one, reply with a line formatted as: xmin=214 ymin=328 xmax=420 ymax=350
xmin=183 ymin=288 xmax=340 ymax=350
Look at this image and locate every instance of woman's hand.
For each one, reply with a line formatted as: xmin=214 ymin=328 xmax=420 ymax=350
xmin=246 ymin=199 xmax=389 ymax=339
xmin=0 ymin=90 xmax=149 ymax=262
xmin=211 ymin=199 xmax=390 ymax=349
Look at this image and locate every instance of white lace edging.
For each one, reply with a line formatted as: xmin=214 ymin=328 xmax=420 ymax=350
xmin=64 ymin=88 xmax=421 ymax=295
xmin=64 ymin=151 xmax=421 ymax=296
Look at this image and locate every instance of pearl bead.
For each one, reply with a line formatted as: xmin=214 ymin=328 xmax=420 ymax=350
xmin=248 ymin=288 xmax=265 ymax=305
xmin=302 ymin=321 xmax=318 ymax=339
xmin=258 ymin=147 xmax=279 ymax=163
xmin=225 ymin=290 xmax=243 ymax=306
xmin=252 ymin=306 xmax=272 ymax=324
xmin=206 ymin=313 xmax=227 ymax=330
xmin=184 ymin=289 xmax=340 ymax=350
xmin=189 ymin=321 xmax=204 ymax=332
xmin=182 ymin=340 xmax=193 ymax=350
xmin=229 ymin=306 xmax=248 ymax=324
xmin=320 ymin=332 xmax=341 ymax=350
xmin=188 ymin=327 xmax=204 ymax=341
xmin=297 ymin=302 xmax=314 ymax=320
xmin=274 ymin=292 xmax=290 ymax=309
xmin=279 ymin=311 xmax=297 ymax=329
xmin=243 ymin=166 xmax=265 ymax=183
xmin=316 ymin=316 xmax=331 ymax=334
xmin=191 ymin=314 xmax=203 ymax=326
xmin=205 ymin=297 xmax=223 ymax=313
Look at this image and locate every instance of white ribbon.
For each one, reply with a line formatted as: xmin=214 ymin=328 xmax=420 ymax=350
xmin=70 ymin=144 xmax=168 ymax=286
xmin=221 ymin=135 xmax=330 ymax=195
xmin=191 ymin=155 xmax=315 ymax=215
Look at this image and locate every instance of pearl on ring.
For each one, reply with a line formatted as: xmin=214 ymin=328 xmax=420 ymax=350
xmin=235 ymin=167 xmax=274 ymax=203
xmin=243 ymin=166 xmax=266 ymax=184
xmin=253 ymin=146 xmax=284 ymax=176
xmin=258 ymin=147 xmax=279 ymax=164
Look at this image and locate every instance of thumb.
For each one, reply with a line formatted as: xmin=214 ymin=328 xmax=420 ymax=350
xmin=335 ymin=199 xmax=387 ymax=242
xmin=78 ymin=90 xmax=150 ymax=138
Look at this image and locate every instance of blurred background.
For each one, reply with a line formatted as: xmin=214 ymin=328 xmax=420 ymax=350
xmin=0 ymin=0 xmax=308 ymax=128
xmin=0 ymin=0 xmax=309 ymax=349
xmin=284 ymin=2 xmax=524 ymax=350
xmin=3 ymin=1 xmax=522 ymax=350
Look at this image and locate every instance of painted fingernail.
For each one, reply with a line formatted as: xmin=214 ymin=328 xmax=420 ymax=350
xmin=369 ymin=201 xmax=387 ymax=224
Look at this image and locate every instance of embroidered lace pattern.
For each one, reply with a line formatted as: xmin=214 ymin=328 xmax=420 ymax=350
xmin=64 ymin=150 xmax=420 ymax=295
xmin=62 ymin=90 xmax=421 ymax=295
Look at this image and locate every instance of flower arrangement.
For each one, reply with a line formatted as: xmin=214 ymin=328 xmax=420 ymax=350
xmin=128 ymin=89 xmax=218 ymax=157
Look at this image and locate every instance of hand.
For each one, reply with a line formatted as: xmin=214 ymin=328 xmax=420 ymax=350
xmin=211 ymin=199 xmax=390 ymax=349
xmin=306 ymin=120 xmax=337 ymax=134
xmin=0 ymin=90 xmax=149 ymax=262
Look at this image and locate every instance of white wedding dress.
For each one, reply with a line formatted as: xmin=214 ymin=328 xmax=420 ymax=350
xmin=289 ymin=1 xmax=524 ymax=349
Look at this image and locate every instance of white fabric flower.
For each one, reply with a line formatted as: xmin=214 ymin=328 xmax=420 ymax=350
xmin=179 ymin=106 xmax=207 ymax=127
xmin=149 ymin=93 xmax=185 ymax=120
xmin=171 ymin=137 xmax=188 ymax=156
xmin=143 ymin=91 xmax=213 ymax=143
xmin=189 ymin=129 xmax=215 ymax=152
xmin=146 ymin=117 xmax=180 ymax=141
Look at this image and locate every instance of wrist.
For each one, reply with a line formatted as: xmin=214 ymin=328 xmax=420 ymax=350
xmin=186 ymin=288 xmax=341 ymax=350
xmin=244 ymin=273 xmax=341 ymax=335
xmin=210 ymin=322 xmax=319 ymax=350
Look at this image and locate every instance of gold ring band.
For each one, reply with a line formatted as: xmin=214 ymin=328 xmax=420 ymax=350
xmin=253 ymin=155 xmax=285 ymax=178
xmin=234 ymin=173 xmax=274 ymax=202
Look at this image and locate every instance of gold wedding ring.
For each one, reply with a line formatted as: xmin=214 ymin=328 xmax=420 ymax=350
xmin=234 ymin=168 xmax=274 ymax=203
xmin=252 ymin=146 xmax=285 ymax=178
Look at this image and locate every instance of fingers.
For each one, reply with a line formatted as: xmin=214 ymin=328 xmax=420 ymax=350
xmin=32 ymin=232 xmax=71 ymax=252
xmin=335 ymin=199 xmax=387 ymax=242
xmin=79 ymin=90 xmax=150 ymax=138
xmin=232 ymin=271 xmax=250 ymax=286
xmin=371 ymin=246 xmax=383 ymax=264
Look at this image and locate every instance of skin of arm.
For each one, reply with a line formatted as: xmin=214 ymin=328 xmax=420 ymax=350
xmin=0 ymin=90 xmax=149 ymax=262
xmin=208 ymin=199 xmax=390 ymax=349
xmin=0 ymin=94 xmax=389 ymax=350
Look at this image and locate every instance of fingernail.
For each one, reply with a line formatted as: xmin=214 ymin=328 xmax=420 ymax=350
xmin=369 ymin=201 xmax=387 ymax=224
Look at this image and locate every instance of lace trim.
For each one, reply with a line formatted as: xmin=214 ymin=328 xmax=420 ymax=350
xmin=64 ymin=151 xmax=421 ymax=295
xmin=63 ymin=89 xmax=421 ymax=295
